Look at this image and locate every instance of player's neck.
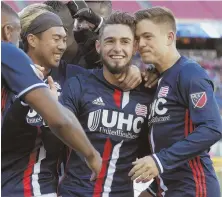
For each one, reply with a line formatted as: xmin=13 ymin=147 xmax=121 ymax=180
xmin=155 ymin=48 xmax=181 ymax=74
xmin=27 ymin=51 xmax=51 ymax=77
xmin=103 ymin=66 xmax=125 ymax=89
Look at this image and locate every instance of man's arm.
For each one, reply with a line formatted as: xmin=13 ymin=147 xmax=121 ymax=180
xmin=1 ymin=43 xmax=101 ymax=179
xmin=152 ymin=64 xmax=222 ymax=173
xmin=24 ymin=87 xmax=96 ymax=159
xmin=129 ymin=63 xmax=222 ymax=182
xmin=24 ymin=87 xmax=101 ymax=181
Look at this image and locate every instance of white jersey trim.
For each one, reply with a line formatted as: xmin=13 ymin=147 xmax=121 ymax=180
xmin=17 ymin=83 xmax=47 ymax=98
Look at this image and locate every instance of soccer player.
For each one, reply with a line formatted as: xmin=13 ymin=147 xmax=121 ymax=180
xmin=3 ymin=7 xmax=69 ymax=197
xmin=129 ymin=7 xmax=222 ymax=197
xmin=58 ymin=12 xmax=155 ymax=197
xmin=2 ymin=5 xmax=145 ymax=197
xmin=19 ymin=2 xmax=145 ymax=91
xmin=1 ymin=2 xmax=102 ymax=195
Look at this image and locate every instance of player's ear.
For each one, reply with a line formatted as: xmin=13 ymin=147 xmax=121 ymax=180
xmin=2 ymin=25 xmax=13 ymax=42
xmin=26 ymin=34 xmax=38 ymax=49
xmin=166 ymin=31 xmax=175 ymax=46
xmin=95 ymin=40 xmax=101 ymax=54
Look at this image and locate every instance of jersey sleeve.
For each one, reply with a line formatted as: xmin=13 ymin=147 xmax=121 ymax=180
xmin=59 ymin=77 xmax=82 ymax=115
xmin=1 ymin=42 xmax=47 ymax=98
xmin=153 ymin=63 xmax=222 ymax=173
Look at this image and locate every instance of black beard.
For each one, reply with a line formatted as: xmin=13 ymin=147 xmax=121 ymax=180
xmin=100 ymin=54 xmax=131 ymax=74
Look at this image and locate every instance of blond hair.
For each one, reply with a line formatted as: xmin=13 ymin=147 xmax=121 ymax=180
xmin=19 ymin=3 xmax=53 ymax=36
xmin=134 ymin=6 xmax=176 ymax=33
xmin=19 ymin=3 xmax=54 ymax=52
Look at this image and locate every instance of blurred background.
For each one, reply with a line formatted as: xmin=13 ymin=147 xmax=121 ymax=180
xmin=5 ymin=0 xmax=222 ymax=193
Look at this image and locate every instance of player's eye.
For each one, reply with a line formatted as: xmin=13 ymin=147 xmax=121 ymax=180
xmin=144 ymin=35 xmax=152 ymax=40
xmin=106 ymin=40 xmax=113 ymax=43
xmin=122 ymin=40 xmax=130 ymax=44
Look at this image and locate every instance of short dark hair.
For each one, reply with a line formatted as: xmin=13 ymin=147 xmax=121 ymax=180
xmin=135 ymin=6 xmax=176 ymax=33
xmin=99 ymin=12 xmax=135 ymax=39
xmin=1 ymin=1 xmax=18 ymax=18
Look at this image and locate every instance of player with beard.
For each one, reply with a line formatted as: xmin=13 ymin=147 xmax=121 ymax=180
xmin=43 ymin=1 xmax=159 ymax=89
xmin=20 ymin=2 xmax=148 ymax=92
xmin=58 ymin=12 xmax=155 ymax=197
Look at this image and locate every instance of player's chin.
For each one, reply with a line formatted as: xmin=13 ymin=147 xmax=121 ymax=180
xmin=50 ymin=59 xmax=61 ymax=68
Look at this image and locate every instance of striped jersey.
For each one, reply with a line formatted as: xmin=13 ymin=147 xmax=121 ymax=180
xmin=58 ymin=69 xmax=155 ymax=197
xmin=148 ymin=56 xmax=222 ymax=197
xmin=1 ymin=62 xmax=93 ymax=197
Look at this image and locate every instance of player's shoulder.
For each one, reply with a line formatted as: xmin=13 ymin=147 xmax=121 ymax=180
xmin=63 ymin=70 xmax=94 ymax=90
xmin=2 ymin=42 xmax=32 ymax=65
xmin=179 ymin=56 xmax=209 ymax=80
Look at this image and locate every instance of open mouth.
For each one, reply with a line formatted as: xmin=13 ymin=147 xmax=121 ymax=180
xmin=109 ymin=55 xmax=125 ymax=60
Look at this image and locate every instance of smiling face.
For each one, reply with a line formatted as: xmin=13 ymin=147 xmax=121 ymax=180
xmin=30 ymin=26 xmax=67 ymax=68
xmin=96 ymin=24 xmax=135 ymax=74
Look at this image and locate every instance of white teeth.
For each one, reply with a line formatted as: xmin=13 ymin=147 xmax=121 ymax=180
xmin=110 ymin=55 xmax=124 ymax=59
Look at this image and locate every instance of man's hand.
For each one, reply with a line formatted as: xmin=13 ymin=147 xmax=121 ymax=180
xmin=129 ymin=156 xmax=159 ymax=183
xmin=47 ymin=76 xmax=58 ymax=100
xmin=73 ymin=8 xmax=102 ymax=32
xmin=85 ymin=150 xmax=102 ymax=181
xmin=141 ymin=69 xmax=159 ymax=88
xmin=117 ymin=65 xmax=142 ymax=91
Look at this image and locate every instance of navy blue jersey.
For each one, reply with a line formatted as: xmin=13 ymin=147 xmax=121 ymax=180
xmin=1 ymin=70 xmax=64 ymax=197
xmin=1 ymin=62 xmax=91 ymax=197
xmin=1 ymin=42 xmax=47 ymax=123
xmin=58 ymin=69 xmax=154 ymax=197
xmin=148 ymin=56 xmax=222 ymax=197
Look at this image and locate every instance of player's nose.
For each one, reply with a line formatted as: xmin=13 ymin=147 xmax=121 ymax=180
xmin=112 ymin=42 xmax=122 ymax=53
xmin=138 ymin=37 xmax=147 ymax=49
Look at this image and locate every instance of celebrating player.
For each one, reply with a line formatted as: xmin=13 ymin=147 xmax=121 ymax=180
xmin=1 ymin=3 xmax=102 ymax=196
xmin=129 ymin=7 xmax=222 ymax=197
xmin=58 ymin=12 xmax=155 ymax=197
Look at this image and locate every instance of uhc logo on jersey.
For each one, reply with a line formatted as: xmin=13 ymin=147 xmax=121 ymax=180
xmin=190 ymin=92 xmax=207 ymax=108
xmin=26 ymin=81 xmax=62 ymax=126
xmin=26 ymin=108 xmax=44 ymax=126
xmin=87 ymin=109 xmax=145 ymax=139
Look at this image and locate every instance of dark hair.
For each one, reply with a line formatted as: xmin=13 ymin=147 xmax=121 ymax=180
xmin=1 ymin=1 xmax=18 ymax=18
xmin=135 ymin=6 xmax=176 ymax=33
xmin=99 ymin=11 xmax=135 ymax=39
